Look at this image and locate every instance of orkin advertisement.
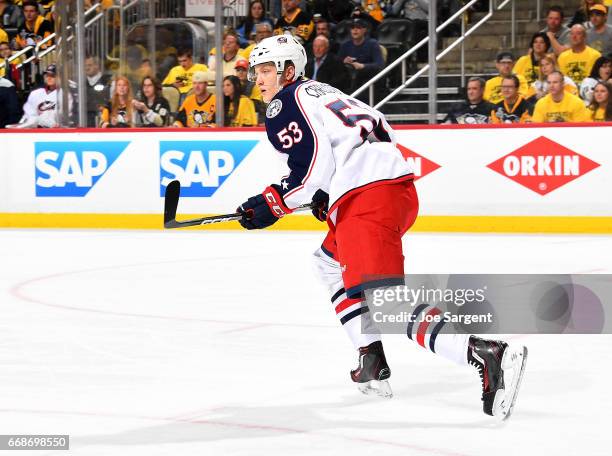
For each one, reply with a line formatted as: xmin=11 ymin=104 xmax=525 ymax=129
xmin=0 ymin=125 xmax=610 ymax=232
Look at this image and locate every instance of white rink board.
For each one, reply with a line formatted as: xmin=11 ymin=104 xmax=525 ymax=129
xmin=0 ymin=125 xmax=610 ymax=217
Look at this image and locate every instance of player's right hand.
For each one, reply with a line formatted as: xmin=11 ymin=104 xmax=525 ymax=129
xmin=237 ymin=185 xmax=292 ymax=230
xmin=311 ymin=189 xmax=329 ymax=222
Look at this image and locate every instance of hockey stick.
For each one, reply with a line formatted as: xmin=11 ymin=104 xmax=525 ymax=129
xmin=163 ymin=180 xmax=320 ymax=229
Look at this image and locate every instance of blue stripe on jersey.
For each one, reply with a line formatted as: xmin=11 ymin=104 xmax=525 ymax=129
xmin=265 ymin=79 xmax=316 ymax=199
xmin=340 ymin=306 xmax=369 ymax=325
xmin=320 ymin=243 xmax=335 ymax=260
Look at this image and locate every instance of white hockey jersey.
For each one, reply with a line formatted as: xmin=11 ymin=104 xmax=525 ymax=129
xmin=20 ymin=86 xmax=58 ymax=128
xmin=264 ymin=78 xmax=414 ymax=219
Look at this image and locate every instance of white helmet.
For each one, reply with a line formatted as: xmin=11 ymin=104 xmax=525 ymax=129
xmin=248 ymin=33 xmax=307 ymax=82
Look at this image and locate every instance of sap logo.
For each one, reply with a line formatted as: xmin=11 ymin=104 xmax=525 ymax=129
xmin=35 ymin=141 xmax=129 ymax=197
xmin=160 ymin=141 xmax=257 ymax=197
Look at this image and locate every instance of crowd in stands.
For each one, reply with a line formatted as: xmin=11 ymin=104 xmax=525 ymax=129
xmin=1 ymin=0 xmax=611 ymax=129
xmin=445 ymin=3 xmax=612 ymax=123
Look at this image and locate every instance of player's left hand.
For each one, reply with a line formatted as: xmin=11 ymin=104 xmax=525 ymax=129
xmin=311 ymin=189 xmax=329 ymax=222
xmin=237 ymin=185 xmax=293 ymax=230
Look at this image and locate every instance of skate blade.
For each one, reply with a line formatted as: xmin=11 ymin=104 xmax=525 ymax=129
xmin=493 ymin=345 xmax=528 ymax=421
xmin=357 ymin=379 xmax=393 ymax=399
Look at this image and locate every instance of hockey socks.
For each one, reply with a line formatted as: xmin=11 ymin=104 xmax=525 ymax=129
xmin=405 ymin=303 xmax=470 ymax=366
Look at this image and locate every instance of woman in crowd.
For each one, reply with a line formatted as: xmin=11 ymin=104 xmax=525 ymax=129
xmin=133 ymin=76 xmax=171 ymax=127
xmin=528 ymin=53 xmax=577 ymax=99
xmin=99 ymin=76 xmax=135 ymax=128
xmin=222 ymin=75 xmax=257 ymax=127
xmin=236 ymin=1 xmax=274 ymax=46
xmin=513 ymin=33 xmax=551 ymax=85
xmin=580 ymin=56 xmax=611 ymax=104
xmin=589 ymin=81 xmax=612 ymax=121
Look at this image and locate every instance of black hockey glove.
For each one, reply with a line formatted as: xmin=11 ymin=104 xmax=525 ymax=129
xmin=237 ymin=185 xmax=293 ymax=230
xmin=311 ymin=189 xmax=329 ymax=222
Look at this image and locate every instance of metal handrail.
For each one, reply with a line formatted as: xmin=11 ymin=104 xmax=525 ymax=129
xmin=0 ymin=45 xmax=34 ymax=70
xmin=351 ymin=0 xmax=481 ymax=99
xmin=374 ymin=2 xmax=496 ymax=110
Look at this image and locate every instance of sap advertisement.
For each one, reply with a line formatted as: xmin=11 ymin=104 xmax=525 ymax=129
xmin=0 ymin=125 xmax=610 ymax=229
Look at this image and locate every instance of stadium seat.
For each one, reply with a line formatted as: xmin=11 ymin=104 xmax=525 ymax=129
xmin=162 ymin=85 xmax=181 ymax=112
xmin=376 ymin=19 xmax=415 ymax=52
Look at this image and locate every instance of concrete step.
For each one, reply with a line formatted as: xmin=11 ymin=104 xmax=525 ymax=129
xmin=472 ymin=9 xmax=535 ymax=22
xmin=469 ymin=20 xmax=542 ymax=36
xmin=442 ymin=34 xmax=532 ymax=51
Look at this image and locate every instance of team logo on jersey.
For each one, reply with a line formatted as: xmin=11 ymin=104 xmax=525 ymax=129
xmin=160 ymin=140 xmax=257 ymax=197
xmin=277 ymin=36 xmax=288 ymax=44
xmin=35 ymin=141 xmax=129 ymax=197
xmin=38 ymin=100 xmax=56 ymax=112
xmin=397 ymin=144 xmax=441 ymax=180
xmin=487 ymin=136 xmax=600 ymax=195
xmin=266 ymin=99 xmax=283 ymax=118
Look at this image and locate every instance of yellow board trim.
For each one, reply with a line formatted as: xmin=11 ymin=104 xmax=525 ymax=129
xmin=1 ymin=213 xmax=612 ymax=233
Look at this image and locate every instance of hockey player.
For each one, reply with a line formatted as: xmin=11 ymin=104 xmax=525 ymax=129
xmin=237 ymin=34 xmax=527 ymax=420
xmin=6 ymin=64 xmax=58 ymax=128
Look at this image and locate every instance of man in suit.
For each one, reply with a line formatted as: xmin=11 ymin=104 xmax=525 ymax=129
xmin=305 ymin=35 xmax=350 ymax=93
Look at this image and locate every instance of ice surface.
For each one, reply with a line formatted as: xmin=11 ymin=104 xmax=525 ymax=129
xmin=0 ymin=229 xmax=611 ymax=455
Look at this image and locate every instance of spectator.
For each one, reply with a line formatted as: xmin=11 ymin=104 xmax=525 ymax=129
xmin=6 ymin=63 xmax=58 ymax=128
xmin=14 ymin=1 xmax=53 ymax=51
xmin=570 ymin=0 xmax=604 ymax=27
xmin=586 ymin=5 xmax=612 ymax=56
xmin=558 ymin=24 xmax=602 ymax=86
xmin=443 ymin=77 xmax=495 ymax=124
xmin=162 ymin=49 xmax=209 ymax=97
xmin=513 ymin=33 xmax=552 ymax=85
xmin=237 ymin=1 xmax=274 ymax=46
xmin=0 ymin=40 xmax=20 ymax=83
xmin=84 ymin=55 xmax=112 ymax=127
xmin=208 ymin=31 xmax=245 ymax=77
xmin=242 ymin=22 xmax=273 ymax=61
xmin=338 ymin=17 xmax=384 ymax=95
xmin=490 ymin=75 xmax=533 ymax=123
xmin=541 ymin=6 xmax=570 ymax=55
xmin=390 ymin=0 xmax=428 ymax=57
xmin=274 ymin=0 xmax=314 ymax=43
xmin=234 ymin=58 xmax=264 ymax=123
xmin=528 ymin=53 xmax=578 ymax=99
xmin=313 ymin=18 xmax=339 ymax=54
xmin=589 ymin=81 xmax=612 ymax=120
xmin=532 ymin=71 xmax=591 ymax=122
xmin=580 ymin=56 xmax=611 ymax=103
xmin=133 ymin=76 xmax=171 ymax=127
xmin=350 ymin=5 xmax=380 ymax=36
xmin=0 ymin=0 xmax=24 ymax=30
xmin=222 ymin=75 xmax=257 ymax=127
xmin=173 ymin=71 xmax=216 ymax=128
xmin=99 ymin=76 xmax=135 ymax=128
xmin=483 ymin=52 xmax=529 ymax=104
xmin=305 ymin=35 xmax=350 ymax=93
xmin=0 ymin=76 xmax=21 ymax=128
xmin=362 ymin=1 xmax=386 ymax=23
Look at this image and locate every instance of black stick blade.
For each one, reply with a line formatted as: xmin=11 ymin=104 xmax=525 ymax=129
xmin=164 ymin=180 xmax=181 ymax=228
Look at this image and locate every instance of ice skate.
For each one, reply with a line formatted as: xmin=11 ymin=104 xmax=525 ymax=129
xmin=351 ymin=341 xmax=393 ymax=398
xmin=468 ymin=336 xmax=528 ymax=421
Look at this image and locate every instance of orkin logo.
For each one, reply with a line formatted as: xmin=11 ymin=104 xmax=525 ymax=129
xmin=487 ymin=136 xmax=600 ymax=195
xmin=397 ymin=144 xmax=441 ymax=180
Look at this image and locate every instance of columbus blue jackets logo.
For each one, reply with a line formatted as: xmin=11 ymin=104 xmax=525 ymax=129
xmin=277 ymin=36 xmax=288 ymax=44
xmin=266 ymin=99 xmax=282 ymax=118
